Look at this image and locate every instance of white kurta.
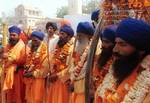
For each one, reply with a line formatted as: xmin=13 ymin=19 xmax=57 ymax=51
xmin=48 ymin=34 xmax=59 ymax=53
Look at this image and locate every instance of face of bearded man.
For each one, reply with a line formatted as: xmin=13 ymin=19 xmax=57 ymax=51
xmin=31 ymin=37 xmax=41 ymax=52
xmin=9 ymin=33 xmax=19 ymax=46
xmin=75 ymin=33 xmax=90 ymax=55
xmin=57 ymin=31 xmax=70 ymax=48
xmin=97 ymin=38 xmax=114 ymax=69
xmin=112 ymin=37 xmax=140 ymax=85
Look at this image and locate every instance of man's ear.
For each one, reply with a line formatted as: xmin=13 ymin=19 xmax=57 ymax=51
xmin=67 ymin=36 xmax=72 ymax=41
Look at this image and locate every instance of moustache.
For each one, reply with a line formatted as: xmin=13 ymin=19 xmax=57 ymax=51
xmin=113 ymin=52 xmax=123 ymax=58
xmin=57 ymin=37 xmax=68 ymax=48
xmin=31 ymin=44 xmax=39 ymax=51
xmin=9 ymin=39 xmax=18 ymax=45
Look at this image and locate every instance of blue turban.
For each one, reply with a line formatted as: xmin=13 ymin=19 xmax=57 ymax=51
xmin=31 ymin=31 xmax=45 ymax=40
xmin=116 ymin=18 xmax=150 ymax=51
xmin=9 ymin=26 xmax=21 ymax=35
xmin=91 ymin=9 xmax=100 ymax=22
xmin=101 ymin=25 xmax=117 ymax=43
xmin=60 ymin=25 xmax=74 ymax=37
xmin=77 ymin=22 xmax=95 ymax=36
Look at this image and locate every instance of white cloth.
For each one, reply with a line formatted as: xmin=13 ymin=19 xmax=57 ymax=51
xmin=48 ymin=34 xmax=59 ymax=53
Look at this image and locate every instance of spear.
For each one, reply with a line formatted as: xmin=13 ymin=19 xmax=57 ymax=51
xmin=85 ymin=16 xmax=104 ymax=103
xmin=24 ymin=26 xmax=31 ymax=55
xmin=1 ymin=23 xmax=8 ymax=103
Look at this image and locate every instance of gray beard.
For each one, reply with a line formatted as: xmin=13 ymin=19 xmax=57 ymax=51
xmin=75 ymin=38 xmax=89 ymax=55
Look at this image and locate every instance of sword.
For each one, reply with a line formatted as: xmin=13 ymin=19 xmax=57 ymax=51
xmin=85 ymin=16 xmax=104 ymax=103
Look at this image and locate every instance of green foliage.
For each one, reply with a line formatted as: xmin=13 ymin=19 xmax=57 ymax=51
xmin=82 ymin=0 xmax=99 ymax=14
xmin=56 ymin=0 xmax=99 ymax=18
xmin=56 ymin=6 xmax=68 ymax=18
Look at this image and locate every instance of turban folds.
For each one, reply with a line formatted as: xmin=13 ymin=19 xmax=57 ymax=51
xmin=101 ymin=25 xmax=117 ymax=43
xmin=31 ymin=31 xmax=45 ymax=40
xmin=60 ymin=25 xmax=74 ymax=37
xmin=116 ymin=18 xmax=150 ymax=51
xmin=91 ymin=9 xmax=100 ymax=22
xmin=77 ymin=22 xmax=95 ymax=36
xmin=9 ymin=26 xmax=21 ymax=35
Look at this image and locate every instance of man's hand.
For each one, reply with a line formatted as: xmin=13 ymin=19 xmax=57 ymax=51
xmin=49 ymin=74 xmax=58 ymax=83
xmin=65 ymin=79 xmax=74 ymax=92
xmin=2 ymin=53 xmax=8 ymax=60
xmin=24 ymin=71 xmax=33 ymax=78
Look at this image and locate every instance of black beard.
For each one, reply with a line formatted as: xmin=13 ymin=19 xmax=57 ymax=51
xmin=112 ymin=51 xmax=140 ymax=85
xmin=9 ymin=39 xmax=19 ymax=46
xmin=31 ymin=44 xmax=40 ymax=52
xmin=57 ymin=37 xmax=68 ymax=48
xmin=97 ymin=47 xmax=113 ymax=69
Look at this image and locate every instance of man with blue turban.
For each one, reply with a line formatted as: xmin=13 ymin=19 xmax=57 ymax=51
xmin=24 ymin=31 xmax=49 ymax=103
xmin=69 ymin=21 xmax=95 ymax=103
xmin=46 ymin=25 xmax=74 ymax=103
xmin=94 ymin=25 xmax=117 ymax=101
xmin=91 ymin=9 xmax=100 ymax=28
xmin=95 ymin=18 xmax=150 ymax=103
xmin=8 ymin=25 xmax=21 ymax=45
xmin=2 ymin=25 xmax=28 ymax=103
xmin=57 ymin=24 xmax=74 ymax=48
xmin=91 ymin=9 xmax=100 ymax=23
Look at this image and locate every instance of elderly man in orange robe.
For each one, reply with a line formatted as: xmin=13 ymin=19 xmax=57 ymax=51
xmin=95 ymin=18 xmax=150 ymax=103
xmin=46 ymin=25 xmax=74 ymax=103
xmin=69 ymin=22 xmax=95 ymax=103
xmin=23 ymin=31 xmax=49 ymax=103
xmin=2 ymin=26 xmax=28 ymax=103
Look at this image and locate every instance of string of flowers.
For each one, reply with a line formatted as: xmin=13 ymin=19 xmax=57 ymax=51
xmin=122 ymin=55 xmax=150 ymax=103
xmin=70 ymin=42 xmax=91 ymax=81
xmin=50 ymin=38 xmax=74 ymax=74
xmin=96 ymin=65 xmax=117 ymax=98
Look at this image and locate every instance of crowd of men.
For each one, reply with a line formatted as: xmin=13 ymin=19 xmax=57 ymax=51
xmin=0 ymin=9 xmax=150 ymax=103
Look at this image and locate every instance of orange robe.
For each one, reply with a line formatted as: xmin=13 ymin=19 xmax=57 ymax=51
xmin=70 ymin=62 xmax=86 ymax=103
xmin=46 ymin=39 xmax=74 ymax=103
xmin=69 ymin=46 xmax=90 ymax=103
xmin=24 ymin=42 xmax=48 ymax=103
xmin=3 ymin=39 xmax=27 ymax=103
xmin=70 ymin=41 xmax=101 ymax=103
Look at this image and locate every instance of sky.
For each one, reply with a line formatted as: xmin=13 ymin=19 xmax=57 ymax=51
xmin=0 ymin=0 xmax=68 ymax=17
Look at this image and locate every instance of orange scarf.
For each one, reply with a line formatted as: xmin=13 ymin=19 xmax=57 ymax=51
xmin=3 ymin=40 xmax=25 ymax=90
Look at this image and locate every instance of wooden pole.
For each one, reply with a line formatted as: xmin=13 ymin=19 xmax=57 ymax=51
xmin=1 ymin=23 xmax=8 ymax=103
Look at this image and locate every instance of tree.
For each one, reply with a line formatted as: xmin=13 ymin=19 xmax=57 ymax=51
xmin=82 ymin=0 xmax=99 ymax=14
xmin=56 ymin=6 xmax=68 ymax=18
xmin=56 ymin=0 xmax=99 ymax=18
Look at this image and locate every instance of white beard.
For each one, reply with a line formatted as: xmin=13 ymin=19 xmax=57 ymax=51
xmin=75 ymin=37 xmax=90 ymax=55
